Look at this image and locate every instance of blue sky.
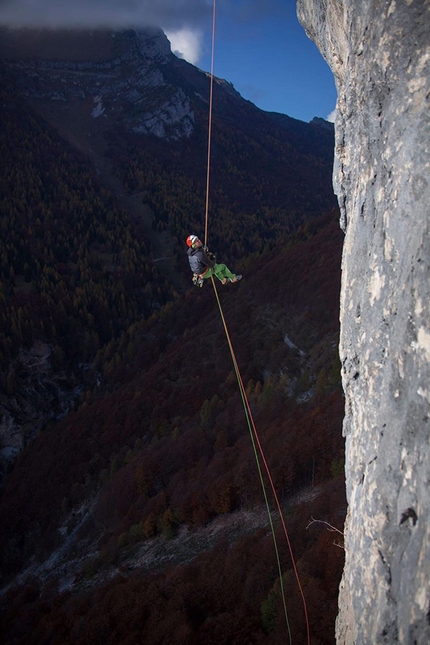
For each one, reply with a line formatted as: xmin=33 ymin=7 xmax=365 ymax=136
xmin=0 ymin=0 xmax=337 ymax=123
xmin=194 ymin=2 xmax=337 ymax=123
xmin=164 ymin=0 xmax=337 ymax=123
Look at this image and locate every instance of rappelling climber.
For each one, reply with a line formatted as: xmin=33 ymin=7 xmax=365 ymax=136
xmin=186 ymin=235 xmax=242 ymax=288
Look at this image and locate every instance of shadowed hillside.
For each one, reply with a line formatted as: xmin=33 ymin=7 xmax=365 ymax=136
xmin=0 ymin=212 xmax=346 ymax=643
xmin=0 ymin=27 xmax=345 ymax=644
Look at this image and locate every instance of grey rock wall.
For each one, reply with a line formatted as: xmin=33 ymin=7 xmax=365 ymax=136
xmin=297 ymin=1 xmax=430 ymax=643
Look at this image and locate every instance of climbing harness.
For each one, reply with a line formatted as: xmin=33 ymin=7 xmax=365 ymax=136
xmin=192 ymin=273 xmax=204 ymax=288
xmin=203 ymin=2 xmax=311 ymax=644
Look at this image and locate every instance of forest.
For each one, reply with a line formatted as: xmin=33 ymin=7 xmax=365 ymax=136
xmin=0 ymin=79 xmax=175 ymax=384
xmin=0 ymin=60 xmax=345 ymax=644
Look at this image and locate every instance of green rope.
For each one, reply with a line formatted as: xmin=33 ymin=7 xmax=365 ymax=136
xmin=211 ymin=277 xmax=292 ymax=643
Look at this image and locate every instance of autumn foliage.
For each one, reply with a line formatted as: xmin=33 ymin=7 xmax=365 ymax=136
xmin=0 ymin=208 xmax=346 ymax=643
xmin=0 ymin=66 xmax=345 ymax=644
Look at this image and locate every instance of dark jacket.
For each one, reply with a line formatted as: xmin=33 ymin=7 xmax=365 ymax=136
xmin=187 ymin=247 xmax=215 ymax=275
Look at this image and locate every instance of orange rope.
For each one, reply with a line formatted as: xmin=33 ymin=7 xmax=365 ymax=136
xmin=203 ymin=2 xmax=310 ymax=641
xmin=204 ymin=0 xmax=216 ymax=248
xmin=211 ymin=277 xmax=311 ymax=645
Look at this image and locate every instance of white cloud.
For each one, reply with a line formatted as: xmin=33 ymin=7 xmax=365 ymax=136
xmin=165 ymin=28 xmax=203 ymax=65
xmin=327 ymin=108 xmax=337 ymax=123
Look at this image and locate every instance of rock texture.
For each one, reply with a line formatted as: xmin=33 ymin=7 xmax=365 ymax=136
xmin=0 ymin=28 xmax=194 ymax=140
xmin=297 ymin=1 xmax=430 ymax=643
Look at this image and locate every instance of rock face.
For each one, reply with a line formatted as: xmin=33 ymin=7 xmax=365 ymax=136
xmin=0 ymin=27 xmax=194 ymax=140
xmin=297 ymin=1 xmax=430 ymax=643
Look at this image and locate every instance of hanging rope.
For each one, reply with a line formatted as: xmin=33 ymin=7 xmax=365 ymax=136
xmin=203 ymin=2 xmax=311 ymax=643
xmin=204 ymin=0 xmax=217 ymax=249
xmin=211 ymin=277 xmax=310 ymax=644
xmin=211 ymin=276 xmax=292 ymax=642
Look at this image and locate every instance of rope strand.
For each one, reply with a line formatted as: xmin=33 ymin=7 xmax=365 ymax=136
xmin=204 ymin=0 xmax=216 ymax=248
xmin=211 ymin=277 xmax=292 ymax=641
xmin=211 ymin=277 xmax=311 ymax=644
xmin=203 ymin=2 xmax=310 ymax=642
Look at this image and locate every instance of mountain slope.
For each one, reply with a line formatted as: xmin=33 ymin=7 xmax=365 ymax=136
xmin=0 ymin=212 xmax=346 ymax=643
xmin=0 ymin=26 xmax=336 ymax=480
xmin=0 ymin=27 xmax=336 ymax=260
xmin=0 ymin=26 xmax=345 ymax=644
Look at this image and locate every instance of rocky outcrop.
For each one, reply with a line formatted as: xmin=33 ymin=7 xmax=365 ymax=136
xmin=297 ymin=1 xmax=430 ymax=643
xmin=0 ymin=342 xmax=85 ymax=485
xmin=0 ymin=28 xmax=194 ymax=140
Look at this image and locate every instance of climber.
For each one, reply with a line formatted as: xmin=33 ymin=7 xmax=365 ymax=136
xmin=186 ymin=235 xmax=242 ymax=287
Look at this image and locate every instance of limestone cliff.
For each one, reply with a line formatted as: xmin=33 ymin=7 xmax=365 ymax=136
xmin=297 ymin=1 xmax=430 ymax=643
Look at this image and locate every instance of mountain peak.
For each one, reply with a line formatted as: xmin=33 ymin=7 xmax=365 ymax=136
xmin=0 ymin=26 xmax=195 ymax=140
xmin=132 ymin=28 xmax=172 ymax=61
xmin=310 ymin=116 xmax=334 ymax=131
xmin=0 ymin=26 xmax=171 ymax=63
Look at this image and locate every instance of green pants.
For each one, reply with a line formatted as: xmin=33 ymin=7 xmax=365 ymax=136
xmin=203 ymin=263 xmax=235 ymax=282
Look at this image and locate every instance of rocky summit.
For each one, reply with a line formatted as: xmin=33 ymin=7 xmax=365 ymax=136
xmin=0 ymin=27 xmax=194 ymax=140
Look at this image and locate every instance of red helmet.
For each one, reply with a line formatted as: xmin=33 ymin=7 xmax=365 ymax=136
xmin=186 ymin=235 xmax=199 ymax=247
